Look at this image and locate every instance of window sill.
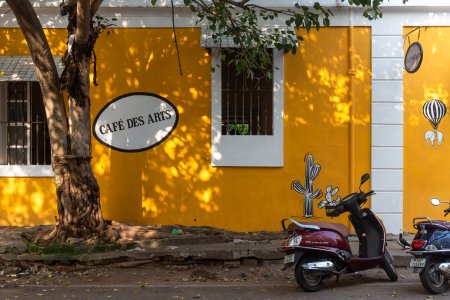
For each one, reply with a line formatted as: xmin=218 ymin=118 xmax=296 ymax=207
xmin=0 ymin=165 xmax=54 ymax=177
xmin=211 ymin=135 xmax=283 ymax=167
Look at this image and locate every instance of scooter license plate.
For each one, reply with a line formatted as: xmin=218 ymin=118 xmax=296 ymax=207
xmin=410 ymin=258 xmax=426 ymax=268
xmin=284 ymin=254 xmax=295 ymax=264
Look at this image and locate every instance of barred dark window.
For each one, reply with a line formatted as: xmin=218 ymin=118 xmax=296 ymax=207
xmin=0 ymin=82 xmax=51 ymax=165
xmin=221 ymin=50 xmax=273 ymax=136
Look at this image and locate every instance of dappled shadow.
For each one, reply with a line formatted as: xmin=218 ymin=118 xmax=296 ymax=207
xmin=404 ymin=26 xmax=450 ymax=232
xmin=1 ymin=26 xmax=371 ymax=232
xmin=0 ymin=28 xmax=66 ymax=226
xmin=91 ymin=28 xmax=223 ymax=227
xmin=0 ymin=178 xmax=56 ymax=225
xmin=283 ymin=27 xmax=372 ymax=224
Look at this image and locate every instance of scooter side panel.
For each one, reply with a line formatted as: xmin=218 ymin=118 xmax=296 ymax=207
xmin=347 ymin=256 xmax=383 ymax=271
xmin=350 ymin=208 xmax=385 ymax=258
xmin=299 ymin=229 xmax=351 ymax=253
xmin=427 ymin=230 xmax=450 ymax=250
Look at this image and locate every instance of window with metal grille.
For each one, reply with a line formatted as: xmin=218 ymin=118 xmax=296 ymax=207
xmin=221 ymin=50 xmax=273 ymax=136
xmin=0 ymin=82 xmax=51 ymax=165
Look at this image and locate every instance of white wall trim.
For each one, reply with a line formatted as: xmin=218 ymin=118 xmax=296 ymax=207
xmin=370 ymin=18 xmax=404 ymax=235
xmin=0 ymin=165 xmax=54 ymax=177
xmin=211 ymin=49 xmax=284 ymax=167
xmin=2 ymin=1 xmax=450 ymax=9
xmin=3 ymin=5 xmax=450 ymax=29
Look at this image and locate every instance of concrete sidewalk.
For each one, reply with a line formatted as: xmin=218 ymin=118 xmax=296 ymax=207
xmin=0 ymin=225 xmax=414 ymax=267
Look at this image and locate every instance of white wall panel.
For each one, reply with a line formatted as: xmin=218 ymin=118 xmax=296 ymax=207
xmin=372 ymin=170 xmax=403 ymax=191
xmin=372 ymin=58 xmax=404 ymax=80
xmin=372 ymin=103 xmax=404 ymax=124
xmin=372 ymin=36 xmax=403 ymax=58
xmin=376 ymin=213 xmax=403 ymax=234
xmin=372 ymin=125 xmax=403 ymax=147
xmin=371 ymin=192 xmax=403 ymax=213
xmin=372 ymin=81 xmax=403 ymax=103
xmin=372 ymin=147 xmax=403 ymax=169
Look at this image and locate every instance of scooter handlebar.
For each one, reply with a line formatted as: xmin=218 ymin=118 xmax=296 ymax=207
xmin=358 ymin=190 xmax=375 ymax=204
xmin=364 ymin=190 xmax=375 ymax=198
xmin=445 ymin=208 xmax=450 ymax=217
xmin=325 ymin=204 xmax=345 ymax=217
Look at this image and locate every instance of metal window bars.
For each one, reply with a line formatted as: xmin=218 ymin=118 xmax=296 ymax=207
xmin=221 ymin=51 xmax=274 ymax=136
xmin=1 ymin=82 xmax=50 ymax=165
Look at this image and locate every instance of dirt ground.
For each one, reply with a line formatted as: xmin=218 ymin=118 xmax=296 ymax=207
xmin=0 ymin=259 xmax=418 ymax=289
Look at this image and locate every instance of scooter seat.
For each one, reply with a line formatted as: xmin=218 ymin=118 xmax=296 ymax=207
xmin=290 ymin=221 xmax=349 ymax=238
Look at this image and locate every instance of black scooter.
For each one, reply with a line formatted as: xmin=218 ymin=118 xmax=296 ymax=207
xmin=403 ymin=198 xmax=450 ymax=294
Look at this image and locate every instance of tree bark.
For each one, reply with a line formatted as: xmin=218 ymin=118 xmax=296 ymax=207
xmin=6 ymin=0 xmax=107 ymax=242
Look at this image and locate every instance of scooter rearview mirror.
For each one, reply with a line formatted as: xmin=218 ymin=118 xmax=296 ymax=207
xmin=431 ymin=198 xmax=441 ymax=206
xmin=359 ymin=173 xmax=370 ymax=191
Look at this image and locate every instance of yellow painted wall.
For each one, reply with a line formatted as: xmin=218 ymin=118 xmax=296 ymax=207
xmin=404 ymin=27 xmax=450 ymax=232
xmin=0 ymin=29 xmax=65 ymax=225
xmin=0 ymin=27 xmax=371 ymax=231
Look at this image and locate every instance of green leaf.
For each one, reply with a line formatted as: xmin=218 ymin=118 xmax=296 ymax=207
xmin=151 ymin=0 xmax=157 ymax=6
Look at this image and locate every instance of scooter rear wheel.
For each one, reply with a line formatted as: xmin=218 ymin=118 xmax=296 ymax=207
xmin=382 ymin=250 xmax=398 ymax=281
xmin=295 ymin=257 xmax=324 ymax=292
xmin=420 ymin=258 xmax=448 ymax=294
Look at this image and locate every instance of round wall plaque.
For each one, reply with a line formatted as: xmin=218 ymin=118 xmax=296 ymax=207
xmin=404 ymin=42 xmax=423 ymax=73
xmin=93 ymin=92 xmax=179 ymax=152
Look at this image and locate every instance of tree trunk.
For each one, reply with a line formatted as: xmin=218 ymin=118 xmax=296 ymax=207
xmin=53 ymin=0 xmax=106 ymax=241
xmin=7 ymin=0 xmax=109 ymax=243
xmin=53 ymin=157 xmax=103 ymax=238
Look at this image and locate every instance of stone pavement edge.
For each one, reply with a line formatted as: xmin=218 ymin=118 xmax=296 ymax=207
xmin=0 ymin=225 xmax=413 ymax=268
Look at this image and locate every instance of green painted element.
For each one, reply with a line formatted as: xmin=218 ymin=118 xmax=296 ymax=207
xmin=170 ymin=229 xmax=183 ymax=235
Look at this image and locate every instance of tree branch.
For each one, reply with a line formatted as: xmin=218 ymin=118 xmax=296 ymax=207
xmin=218 ymin=0 xmax=251 ymax=9
xmin=4 ymin=0 xmax=68 ymax=157
xmin=90 ymin=0 xmax=103 ymax=17
xmin=76 ymin=0 xmax=91 ymax=45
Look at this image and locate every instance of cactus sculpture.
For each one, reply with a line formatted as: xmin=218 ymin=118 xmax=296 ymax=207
xmin=291 ymin=154 xmax=323 ymax=217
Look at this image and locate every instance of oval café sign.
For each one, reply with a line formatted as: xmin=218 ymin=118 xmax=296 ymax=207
xmin=93 ymin=92 xmax=179 ymax=152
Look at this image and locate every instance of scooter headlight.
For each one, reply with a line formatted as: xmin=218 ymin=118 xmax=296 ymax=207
xmin=287 ymin=235 xmax=302 ymax=247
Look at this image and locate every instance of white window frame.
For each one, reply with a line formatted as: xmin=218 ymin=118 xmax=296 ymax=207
xmin=210 ymin=49 xmax=284 ymax=167
xmin=0 ymin=82 xmax=53 ymax=177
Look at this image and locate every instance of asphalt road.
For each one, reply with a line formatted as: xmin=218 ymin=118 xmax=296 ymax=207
xmin=1 ymin=263 xmax=449 ymax=300
xmin=1 ymin=280 xmax=447 ymax=300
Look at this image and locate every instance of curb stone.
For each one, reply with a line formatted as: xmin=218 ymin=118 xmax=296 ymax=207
xmin=0 ymin=226 xmax=414 ymax=267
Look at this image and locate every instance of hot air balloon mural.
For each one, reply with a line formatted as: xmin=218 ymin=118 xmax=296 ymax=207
xmin=423 ymin=99 xmax=447 ymax=146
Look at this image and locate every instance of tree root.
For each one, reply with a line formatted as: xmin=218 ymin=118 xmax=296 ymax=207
xmin=22 ymin=223 xmax=121 ymax=246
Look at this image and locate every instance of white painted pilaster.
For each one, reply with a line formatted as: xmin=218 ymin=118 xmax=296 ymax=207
xmin=371 ymin=23 xmax=404 ymax=235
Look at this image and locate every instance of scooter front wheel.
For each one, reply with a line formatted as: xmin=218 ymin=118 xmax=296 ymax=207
xmin=420 ymin=258 xmax=448 ymax=294
xmin=382 ymin=250 xmax=398 ymax=281
xmin=295 ymin=257 xmax=324 ymax=292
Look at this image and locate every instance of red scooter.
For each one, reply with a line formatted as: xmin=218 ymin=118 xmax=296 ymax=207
xmin=280 ymin=173 xmax=397 ymax=292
